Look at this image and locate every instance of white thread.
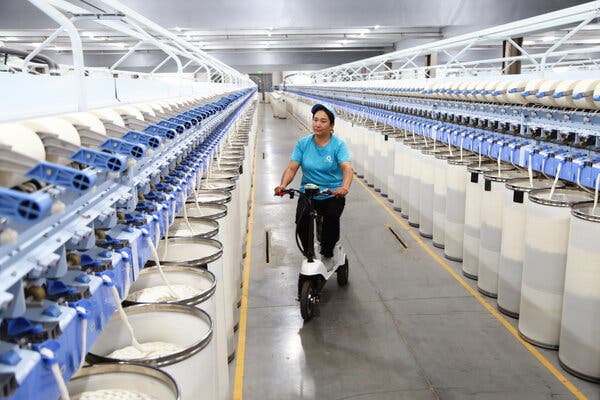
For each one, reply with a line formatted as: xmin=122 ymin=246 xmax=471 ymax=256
xmin=497 ymin=150 xmax=502 ymax=177
xmin=549 ymin=163 xmax=563 ymax=200
xmin=145 ymin=237 xmax=178 ymax=299
xmin=180 ymin=191 xmax=195 ymax=234
xmin=593 ymin=172 xmax=600 ymax=213
xmin=109 ymin=285 xmax=144 ymax=352
xmin=528 ymin=153 xmax=534 ymax=187
xmin=79 ymin=316 xmax=87 ymax=370
xmin=49 ymin=358 xmax=70 ymax=400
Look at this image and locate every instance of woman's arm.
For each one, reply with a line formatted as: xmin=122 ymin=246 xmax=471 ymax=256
xmin=274 ymin=160 xmax=300 ymax=195
xmin=335 ymin=161 xmax=353 ymax=197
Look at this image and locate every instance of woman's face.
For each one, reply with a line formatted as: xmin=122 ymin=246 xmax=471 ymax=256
xmin=312 ymin=110 xmax=333 ymax=136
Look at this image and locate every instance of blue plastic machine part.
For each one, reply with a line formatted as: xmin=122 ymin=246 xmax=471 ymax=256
xmin=0 ymin=188 xmax=52 ymax=222
xmin=24 ymin=162 xmax=97 ymax=193
xmin=69 ymin=148 xmax=127 ymax=173
xmin=6 ymin=318 xmax=43 ymax=337
xmin=0 ymin=349 xmax=21 ymax=366
xmin=99 ymin=138 xmax=146 ymax=159
xmin=144 ymin=124 xmax=176 ymax=139
xmin=183 ymin=111 xmax=201 ymax=122
xmin=122 ymin=130 xmax=162 ymax=149
xmin=178 ymin=113 xmax=199 ymax=125
xmin=157 ymin=120 xmax=184 ymax=134
xmin=168 ymin=117 xmax=191 ymax=130
xmin=46 ymin=281 xmax=77 ymax=297
xmin=29 ymin=318 xmax=80 ymax=399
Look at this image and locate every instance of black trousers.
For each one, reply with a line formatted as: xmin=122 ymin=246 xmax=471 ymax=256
xmin=296 ymin=196 xmax=345 ymax=258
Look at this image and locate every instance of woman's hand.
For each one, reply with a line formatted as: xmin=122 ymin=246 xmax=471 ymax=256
xmin=274 ymin=185 xmax=286 ymax=196
xmin=334 ymin=187 xmax=349 ymax=197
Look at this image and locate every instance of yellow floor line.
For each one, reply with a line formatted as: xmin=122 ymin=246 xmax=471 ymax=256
xmin=233 ymin=116 xmax=260 ymax=400
xmin=355 ymin=177 xmax=589 ymax=400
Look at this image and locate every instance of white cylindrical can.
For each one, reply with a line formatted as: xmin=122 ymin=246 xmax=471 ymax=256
xmin=408 ymin=142 xmax=430 ymax=227
xmin=418 ymin=148 xmax=444 ymax=238
xmin=432 ymin=151 xmax=454 ymax=248
xmin=124 ymin=266 xmax=226 ymax=399
xmin=558 ymin=202 xmax=600 ymax=383
xmin=477 ymin=169 xmax=529 ymax=297
xmin=462 ymin=162 xmax=513 ymax=279
xmin=444 ymin=155 xmax=479 ymax=262
xmin=519 ymin=188 xmax=593 ymax=349
xmin=68 ymin=363 xmax=180 ymax=400
xmin=88 ymin=303 xmax=214 ymax=400
xmin=497 ymin=178 xmax=557 ymax=318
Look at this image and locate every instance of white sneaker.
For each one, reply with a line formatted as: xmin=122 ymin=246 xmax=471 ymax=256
xmin=322 ymin=256 xmax=336 ymax=272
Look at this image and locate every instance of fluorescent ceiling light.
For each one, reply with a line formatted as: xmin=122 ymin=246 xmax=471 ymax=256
xmin=26 ymin=42 xmax=42 ymax=47
xmin=541 ymin=35 xmax=558 ymax=42
xmin=523 ymin=40 xmax=536 ymax=45
xmin=576 ymin=23 xmax=600 ymax=31
xmin=374 ymin=25 xmax=380 ymax=30
xmin=2 ymin=37 xmax=18 ymax=41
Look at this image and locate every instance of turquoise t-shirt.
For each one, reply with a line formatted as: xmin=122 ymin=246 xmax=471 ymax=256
xmin=291 ymin=134 xmax=351 ymax=198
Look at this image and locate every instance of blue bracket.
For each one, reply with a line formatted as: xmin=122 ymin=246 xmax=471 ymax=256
xmin=70 ymin=148 xmax=126 ymax=173
xmin=489 ymin=141 xmax=503 ymax=159
xmin=99 ymin=138 xmax=146 ymax=160
xmin=144 ymin=124 xmax=176 ymax=140
xmin=543 ymin=155 xmax=565 ymax=176
xmin=572 ymin=91 xmax=589 ymax=100
xmin=528 ymin=148 xmax=550 ymax=171
xmin=122 ymin=130 xmax=162 ymax=149
xmin=158 ymin=120 xmax=184 ymax=134
xmin=179 ymin=113 xmax=199 ymax=125
xmin=471 ymin=135 xmax=485 ymax=153
xmin=25 ymin=162 xmax=97 ymax=193
xmin=560 ymin=154 xmax=585 ymax=182
xmin=0 ymin=188 xmax=52 ymax=222
xmin=6 ymin=317 xmax=43 ymax=337
xmin=184 ymin=111 xmax=201 ymax=120
xmin=579 ymin=158 xmax=600 ymax=188
xmin=168 ymin=117 xmax=191 ymax=130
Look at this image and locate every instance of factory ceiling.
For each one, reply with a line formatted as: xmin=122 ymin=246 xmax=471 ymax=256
xmin=0 ymin=0 xmax=595 ymax=73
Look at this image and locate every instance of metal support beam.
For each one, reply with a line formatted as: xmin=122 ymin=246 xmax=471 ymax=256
xmin=110 ymin=40 xmax=144 ymax=71
xmin=425 ymin=52 xmax=437 ymax=78
xmin=503 ymin=37 xmax=523 ymax=74
xmin=28 ymin=0 xmax=86 ymax=109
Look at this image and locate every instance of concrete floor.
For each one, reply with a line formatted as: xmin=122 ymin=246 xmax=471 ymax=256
xmin=234 ymin=104 xmax=600 ymax=400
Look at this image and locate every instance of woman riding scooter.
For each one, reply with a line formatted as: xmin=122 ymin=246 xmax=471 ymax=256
xmin=274 ymin=103 xmax=353 ymax=271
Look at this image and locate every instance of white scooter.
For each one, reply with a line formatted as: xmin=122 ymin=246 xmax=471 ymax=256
xmin=277 ymin=183 xmax=349 ymax=321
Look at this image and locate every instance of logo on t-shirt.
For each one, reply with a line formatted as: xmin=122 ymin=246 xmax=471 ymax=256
xmin=325 ymin=155 xmax=332 ymax=163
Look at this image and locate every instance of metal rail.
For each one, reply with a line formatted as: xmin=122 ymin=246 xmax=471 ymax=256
xmin=24 ymin=0 xmax=251 ymax=98
xmin=287 ymin=1 xmax=600 ymax=84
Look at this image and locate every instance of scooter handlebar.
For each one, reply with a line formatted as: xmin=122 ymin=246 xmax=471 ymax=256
xmin=275 ymin=188 xmax=335 ymax=199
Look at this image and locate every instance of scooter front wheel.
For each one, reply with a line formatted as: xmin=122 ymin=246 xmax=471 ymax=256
xmin=300 ymin=280 xmax=318 ymax=321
